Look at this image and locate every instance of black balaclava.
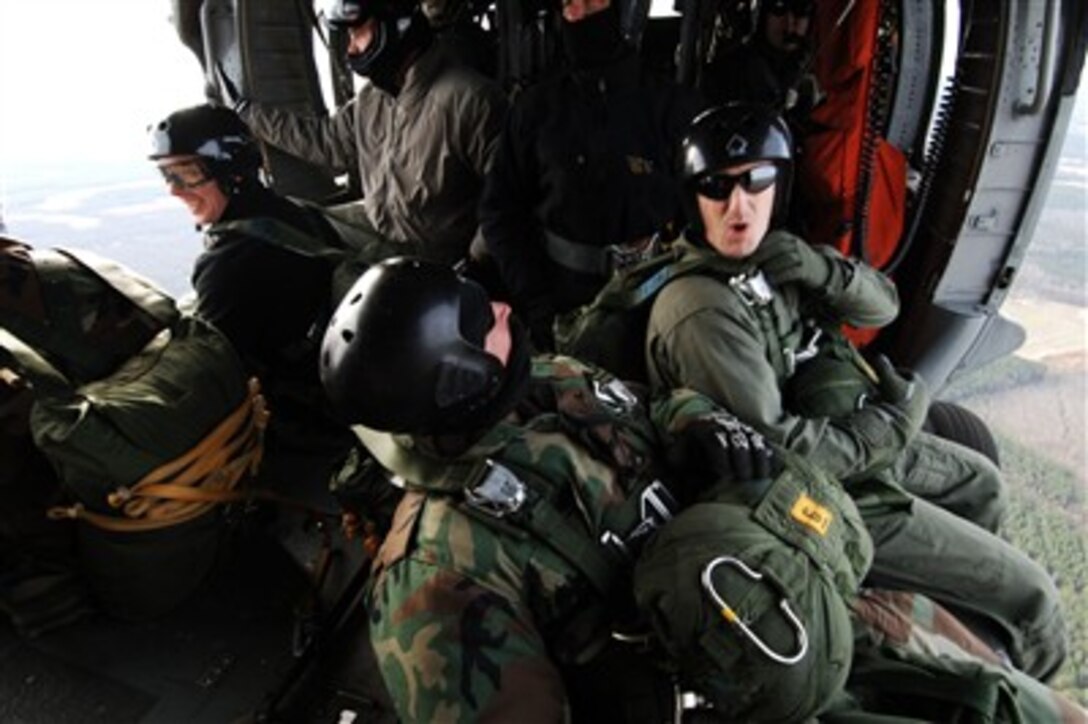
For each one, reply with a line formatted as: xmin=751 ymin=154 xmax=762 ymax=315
xmin=560 ymin=4 xmax=625 ymax=69
xmin=347 ymin=10 xmax=433 ymax=94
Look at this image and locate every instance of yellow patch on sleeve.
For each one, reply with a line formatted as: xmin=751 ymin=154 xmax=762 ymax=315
xmin=790 ymin=493 xmax=833 ymax=536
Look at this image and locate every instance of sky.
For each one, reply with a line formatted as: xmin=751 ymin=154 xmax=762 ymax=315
xmin=0 ymin=1 xmax=207 ymax=167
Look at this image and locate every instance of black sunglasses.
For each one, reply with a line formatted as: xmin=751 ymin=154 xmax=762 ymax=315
xmin=767 ymin=0 xmax=814 ymax=17
xmin=695 ymin=165 xmax=778 ymax=200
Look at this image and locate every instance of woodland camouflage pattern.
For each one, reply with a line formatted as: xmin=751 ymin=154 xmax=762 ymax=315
xmin=1 ymin=238 xmax=164 ymax=384
xmin=828 ymin=589 xmax=1088 ymax=723
xmin=366 ymin=356 xmax=782 ymax=722
xmin=365 ymin=356 xmax=878 ymax=723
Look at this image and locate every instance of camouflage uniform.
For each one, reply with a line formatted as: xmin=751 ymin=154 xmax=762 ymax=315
xmin=360 ymin=355 xmax=866 ymax=722
xmin=645 ymin=233 xmax=1067 ymax=679
xmin=823 ymin=589 xmax=1087 ymax=723
xmin=1 ymin=237 xmax=170 ymax=385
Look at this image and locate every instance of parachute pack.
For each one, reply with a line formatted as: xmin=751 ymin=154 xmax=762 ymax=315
xmin=1 ymin=240 xmax=262 ymax=619
xmin=553 ymin=245 xmax=710 ymax=385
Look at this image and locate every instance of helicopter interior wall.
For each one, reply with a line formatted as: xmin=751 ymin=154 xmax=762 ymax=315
xmin=199 ymin=0 xmax=341 ymax=202
xmin=887 ymin=0 xmax=1086 ymax=387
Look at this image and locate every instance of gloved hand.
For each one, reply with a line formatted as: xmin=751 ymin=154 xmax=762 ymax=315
xmin=753 ymin=233 xmax=835 ymax=292
xmin=212 ymin=61 xmax=250 ymax=113
xmin=870 ymin=354 xmax=929 ymax=440
xmin=669 ymin=412 xmax=781 ymax=497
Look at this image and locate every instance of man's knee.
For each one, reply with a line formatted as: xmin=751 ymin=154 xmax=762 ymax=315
xmin=1006 ymin=550 xmax=1068 ymax=681
xmin=962 ymin=447 xmax=1007 ymax=532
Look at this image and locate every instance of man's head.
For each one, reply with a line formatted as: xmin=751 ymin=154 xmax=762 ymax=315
xmin=681 ymin=104 xmax=793 ymax=258
xmin=147 ymin=104 xmax=262 ymax=225
xmin=559 ymin=0 xmax=625 ymax=68
xmin=326 ymin=0 xmax=431 ymax=89
xmin=761 ymin=0 xmax=814 ymax=55
xmin=320 ymin=257 xmax=528 ymax=436
xmin=560 ymin=0 xmax=610 ymax=22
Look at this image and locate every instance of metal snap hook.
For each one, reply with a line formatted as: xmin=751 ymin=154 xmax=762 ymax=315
xmin=700 ymin=555 xmax=809 ymax=666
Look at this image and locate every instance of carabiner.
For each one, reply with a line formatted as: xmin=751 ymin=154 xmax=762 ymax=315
xmin=700 ymin=556 xmax=809 ymax=666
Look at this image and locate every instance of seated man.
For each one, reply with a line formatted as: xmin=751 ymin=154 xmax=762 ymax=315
xmin=480 ymin=0 xmax=704 ymax=349
xmin=318 ymin=257 xmax=873 ymax=722
xmin=226 ymin=0 xmax=507 ymax=266
xmin=701 ymin=0 xmax=821 ymax=121
xmin=149 ymin=103 xmax=353 ymax=453
xmin=644 ymin=104 xmax=1067 ymax=680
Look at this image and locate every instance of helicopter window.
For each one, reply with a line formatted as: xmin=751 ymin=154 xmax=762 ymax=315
xmin=649 ymin=0 xmax=680 ymax=17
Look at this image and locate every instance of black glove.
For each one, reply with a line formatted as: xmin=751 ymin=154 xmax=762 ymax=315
xmin=669 ymin=412 xmax=781 ymax=498
xmin=753 ymin=233 xmax=835 ymax=291
xmin=213 ymin=61 xmax=249 ymax=113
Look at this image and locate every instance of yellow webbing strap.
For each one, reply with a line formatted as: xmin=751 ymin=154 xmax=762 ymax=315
xmin=48 ymin=377 xmax=272 ymax=533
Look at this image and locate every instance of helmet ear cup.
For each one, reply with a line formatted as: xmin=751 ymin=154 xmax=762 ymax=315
xmin=434 ymin=354 xmax=503 ymax=409
xmin=320 ymin=257 xmax=515 ymax=434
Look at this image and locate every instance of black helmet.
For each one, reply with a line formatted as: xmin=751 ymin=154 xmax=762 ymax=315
xmin=326 ymin=0 xmax=408 ymax=27
xmin=326 ymin=0 xmax=430 ymax=84
xmin=681 ymin=103 xmax=793 ymax=226
xmin=320 ymin=257 xmax=518 ymax=435
xmin=147 ymin=104 xmax=262 ymax=190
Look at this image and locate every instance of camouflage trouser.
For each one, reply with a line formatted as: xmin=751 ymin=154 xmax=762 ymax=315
xmin=367 ymin=492 xmax=588 ymax=723
xmin=893 ymin=430 xmax=1006 ymax=533
xmin=855 ymin=479 xmax=1067 ymax=681
xmin=821 ymin=589 xmax=1086 ymax=723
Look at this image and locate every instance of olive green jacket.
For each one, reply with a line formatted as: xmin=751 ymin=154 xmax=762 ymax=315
xmin=241 ymin=43 xmax=507 ymax=265
xmin=646 ymin=231 xmax=901 ymax=482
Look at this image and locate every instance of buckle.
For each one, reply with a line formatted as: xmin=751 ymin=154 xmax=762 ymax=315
xmin=728 ymin=271 xmax=774 ymax=307
xmin=463 ymin=460 xmax=527 ymax=518
xmin=606 ymin=235 xmax=661 ymax=273
xmin=792 ymin=326 xmax=824 ymax=365
xmin=700 ymin=556 xmax=809 ymax=666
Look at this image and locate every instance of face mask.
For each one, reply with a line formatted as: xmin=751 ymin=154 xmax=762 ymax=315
xmin=346 ymin=20 xmax=390 ymax=77
xmin=560 ymin=5 xmax=624 ymax=69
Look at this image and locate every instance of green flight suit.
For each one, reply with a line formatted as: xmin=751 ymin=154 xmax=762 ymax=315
xmin=645 ymin=232 xmax=1066 ymax=679
xmin=358 ymin=356 xmax=868 ymax=723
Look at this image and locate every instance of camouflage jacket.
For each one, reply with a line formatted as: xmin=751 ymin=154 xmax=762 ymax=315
xmin=356 ymin=356 xmax=756 ymax=721
xmin=360 ymin=354 xmax=713 ymax=623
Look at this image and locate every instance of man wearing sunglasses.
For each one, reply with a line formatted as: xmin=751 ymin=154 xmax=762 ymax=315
xmin=644 ymin=104 xmax=1067 ymax=682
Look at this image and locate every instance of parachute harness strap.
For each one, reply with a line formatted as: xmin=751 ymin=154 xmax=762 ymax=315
xmin=700 ymin=555 xmax=809 ymax=666
xmin=48 ymin=377 xmax=272 ymax=532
